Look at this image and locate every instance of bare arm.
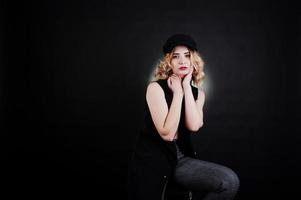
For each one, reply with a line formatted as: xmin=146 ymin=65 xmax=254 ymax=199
xmin=146 ymin=82 xmax=183 ymax=141
xmin=183 ymin=85 xmax=205 ymax=132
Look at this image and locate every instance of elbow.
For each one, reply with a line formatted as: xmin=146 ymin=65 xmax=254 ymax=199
xmin=161 ymin=136 xmax=175 ymax=142
xmin=161 ymin=132 xmax=177 ymax=141
xmin=158 ymin=129 xmax=177 ymax=141
xmin=190 ymin=127 xmax=199 ymax=132
xmin=199 ymin=121 xmax=204 ymax=128
xmin=189 ymin=121 xmax=204 ymax=132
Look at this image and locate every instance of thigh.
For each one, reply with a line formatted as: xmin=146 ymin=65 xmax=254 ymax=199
xmin=173 ymin=157 xmax=235 ymax=192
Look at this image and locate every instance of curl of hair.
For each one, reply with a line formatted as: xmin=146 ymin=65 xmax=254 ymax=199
xmin=153 ymin=49 xmax=205 ymax=87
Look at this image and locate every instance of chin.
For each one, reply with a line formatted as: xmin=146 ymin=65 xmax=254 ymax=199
xmin=179 ymin=71 xmax=189 ymax=75
xmin=174 ymin=71 xmax=188 ymax=78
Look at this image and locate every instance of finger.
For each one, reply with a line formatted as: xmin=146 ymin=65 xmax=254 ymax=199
xmin=170 ymin=77 xmax=174 ymax=85
xmin=172 ymin=74 xmax=178 ymax=80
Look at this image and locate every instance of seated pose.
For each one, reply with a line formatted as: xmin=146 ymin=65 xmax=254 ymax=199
xmin=127 ymin=33 xmax=240 ymax=200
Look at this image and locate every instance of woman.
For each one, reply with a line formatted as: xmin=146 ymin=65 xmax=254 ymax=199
xmin=127 ymin=34 xmax=240 ymax=200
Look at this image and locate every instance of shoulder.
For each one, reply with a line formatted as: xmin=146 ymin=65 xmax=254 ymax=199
xmin=196 ymin=88 xmax=205 ymax=101
xmin=147 ymin=79 xmax=167 ymax=91
xmin=190 ymin=84 xmax=201 ymax=99
xmin=146 ymin=81 xmax=164 ymax=96
xmin=147 ymin=81 xmax=162 ymax=90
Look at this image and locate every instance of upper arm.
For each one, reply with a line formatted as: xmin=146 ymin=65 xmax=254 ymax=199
xmin=146 ymin=82 xmax=169 ymax=135
xmin=196 ymin=88 xmax=205 ymax=116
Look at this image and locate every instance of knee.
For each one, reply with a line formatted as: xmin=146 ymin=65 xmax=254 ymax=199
xmin=216 ymin=167 xmax=240 ymax=194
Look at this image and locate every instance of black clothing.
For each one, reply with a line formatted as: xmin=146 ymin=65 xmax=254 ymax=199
xmin=162 ymin=33 xmax=198 ymax=54
xmin=127 ymin=78 xmax=199 ymax=200
xmin=127 ymin=78 xmax=240 ymax=200
xmin=173 ymin=155 xmax=240 ymax=200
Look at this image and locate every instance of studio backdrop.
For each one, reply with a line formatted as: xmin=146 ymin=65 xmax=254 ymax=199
xmin=2 ymin=0 xmax=301 ymax=199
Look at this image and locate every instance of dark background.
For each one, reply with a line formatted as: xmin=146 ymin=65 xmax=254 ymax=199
xmin=2 ymin=0 xmax=300 ymax=199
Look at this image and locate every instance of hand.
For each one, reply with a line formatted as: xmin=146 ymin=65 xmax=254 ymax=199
xmin=182 ymin=69 xmax=193 ymax=87
xmin=167 ymin=74 xmax=183 ymax=96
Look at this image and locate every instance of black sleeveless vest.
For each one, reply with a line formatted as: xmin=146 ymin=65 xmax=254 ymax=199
xmin=142 ymin=78 xmax=199 ymax=158
xmin=127 ymin=78 xmax=199 ymax=200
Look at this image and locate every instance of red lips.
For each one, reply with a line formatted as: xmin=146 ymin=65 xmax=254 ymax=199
xmin=179 ymin=66 xmax=187 ymax=70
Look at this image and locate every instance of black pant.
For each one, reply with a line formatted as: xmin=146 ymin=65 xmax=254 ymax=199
xmin=173 ymin=142 xmax=240 ymax=200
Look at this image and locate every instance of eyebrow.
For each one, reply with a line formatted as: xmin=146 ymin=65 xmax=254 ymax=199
xmin=173 ymin=52 xmax=190 ymax=55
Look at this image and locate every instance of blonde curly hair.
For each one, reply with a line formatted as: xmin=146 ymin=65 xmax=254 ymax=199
xmin=152 ymin=49 xmax=205 ymax=87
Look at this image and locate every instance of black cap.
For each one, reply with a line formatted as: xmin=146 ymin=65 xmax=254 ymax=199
xmin=162 ymin=34 xmax=197 ymax=54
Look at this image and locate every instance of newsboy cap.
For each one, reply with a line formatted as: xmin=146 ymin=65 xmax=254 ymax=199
xmin=162 ymin=34 xmax=198 ymax=54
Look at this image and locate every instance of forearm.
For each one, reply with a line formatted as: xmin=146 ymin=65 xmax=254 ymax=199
xmin=183 ymin=85 xmax=203 ymax=131
xmin=162 ymin=93 xmax=183 ymax=141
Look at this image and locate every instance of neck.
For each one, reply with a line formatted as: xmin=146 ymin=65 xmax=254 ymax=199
xmin=178 ymin=74 xmax=185 ymax=79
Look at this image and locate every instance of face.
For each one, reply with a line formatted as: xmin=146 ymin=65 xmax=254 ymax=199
xmin=170 ymin=45 xmax=193 ymax=78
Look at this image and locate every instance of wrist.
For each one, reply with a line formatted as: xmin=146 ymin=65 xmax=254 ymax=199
xmin=173 ymin=91 xmax=183 ymax=98
xmin=183 ymin=84 xmax=191 ymax=91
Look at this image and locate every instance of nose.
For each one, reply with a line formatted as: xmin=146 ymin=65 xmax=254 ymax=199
xmin=179 ymin=57 xmax=186 ymax=64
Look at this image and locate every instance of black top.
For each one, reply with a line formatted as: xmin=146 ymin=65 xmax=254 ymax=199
xmin=127 ymin=78 xmax=199 ymax=200
xmin=142 ymin=78 xmax=199 ymax=156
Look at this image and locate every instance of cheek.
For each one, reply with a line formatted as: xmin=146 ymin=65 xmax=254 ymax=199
xmin=170 ymin=61 xmax=177 ymax=68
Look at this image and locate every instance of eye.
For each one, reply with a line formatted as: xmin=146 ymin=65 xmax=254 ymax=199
xmin=172 ymin=55 xmax=178 ymax=58
xmin=186 ymin=54 xmax=191 ymax=57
